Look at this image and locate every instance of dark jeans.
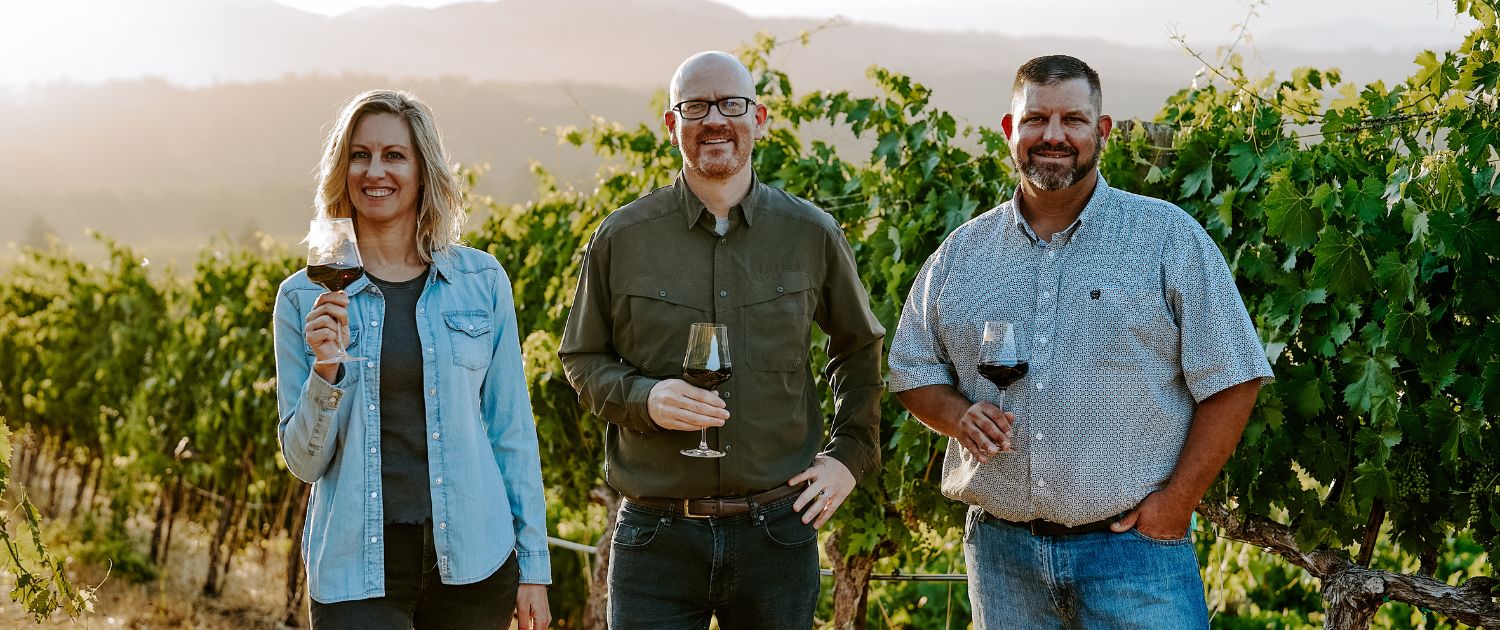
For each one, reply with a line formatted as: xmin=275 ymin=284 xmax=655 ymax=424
xmin=311 ymin=521 xmax=519 ymax=630
xmin=608 ymin=492 xmax=820 ymax=630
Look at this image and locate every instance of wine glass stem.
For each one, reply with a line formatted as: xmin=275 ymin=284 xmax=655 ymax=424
xmin=698 ymin=429 xmax=711 ymax=450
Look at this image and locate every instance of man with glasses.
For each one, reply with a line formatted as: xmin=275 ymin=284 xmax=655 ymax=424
xmin=559 ymin=51 xmax=885 ymax=629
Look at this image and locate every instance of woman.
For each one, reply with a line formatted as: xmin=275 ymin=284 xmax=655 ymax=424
xmin=273 ymin=89 xmax=551 ymax=629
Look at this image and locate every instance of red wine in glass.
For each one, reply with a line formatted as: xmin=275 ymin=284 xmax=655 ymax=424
xmin=681 ymin=323 xmax=730 ymax=458
xmin=978 ymin=321 xmax=1029 ymax=453
xmin=977 ymin=361 xmax=1029 ymax=389
xmin=305 ymin=218 xmax=367 ymax=365
xmin=307 ymin=264 xmax=365 ymax=292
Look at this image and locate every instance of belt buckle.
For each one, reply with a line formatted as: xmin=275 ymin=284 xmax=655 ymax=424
xmin=681 ymin=499 xmax=712 ymax=519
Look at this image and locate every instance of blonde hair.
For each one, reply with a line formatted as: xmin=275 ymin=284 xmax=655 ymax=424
xmin=314 ymin=89 xmax=463 ymax=262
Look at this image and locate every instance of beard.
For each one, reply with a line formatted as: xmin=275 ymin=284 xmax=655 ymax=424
xmin=1019 ymin=136 xmax=1103 ymax=191
xmin=681 ymin=127 xmax=753 ymax=180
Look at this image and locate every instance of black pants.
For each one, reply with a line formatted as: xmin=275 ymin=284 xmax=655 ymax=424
xmin=608 ymin=493 xmax=820 ymax=630
xmin=311 ymin=522 xmax=519 ymax=629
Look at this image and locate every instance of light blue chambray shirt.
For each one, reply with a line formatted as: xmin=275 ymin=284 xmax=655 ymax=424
xmin=889 ymin=177 xmax=1274 ymax=526
xmin=273 ymin=245 xmax=551 ymax=604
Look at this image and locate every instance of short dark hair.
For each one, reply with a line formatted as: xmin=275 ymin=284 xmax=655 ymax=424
xmin=1012 ymin=55 xmax=1102 ymax=113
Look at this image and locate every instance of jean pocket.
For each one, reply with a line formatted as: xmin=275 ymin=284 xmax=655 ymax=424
xmin=612 ymin=509 xmax=665 ymax=550
xmin=1126 ymin=528 xmax=1191 ymax=546
xmin=759 ymin=505 xmax=818 ymax=549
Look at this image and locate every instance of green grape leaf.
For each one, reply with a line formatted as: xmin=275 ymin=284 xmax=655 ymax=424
xmin=1345 ymin=176 xmax=1387 ymax=224
xmin=1344 ymin=351 xmax=1398 ymax=415
xmin=1312 ymin=230 xmax=1373 ymax=296
xmin=1265 ymin=173 xmax=1322 ymax=249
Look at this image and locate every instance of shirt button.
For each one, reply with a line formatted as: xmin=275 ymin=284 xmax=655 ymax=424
xmin=368 ymin=404 xmax=376 ymax=411
xmin=419 ymin=308 xmax=425 ymax=314
xmin=429 ymin=388 xmax=438 ymax=396
xmin=776 ymin=285 xmax=784 ymax=293
xmin=1048 ymin=250 xmax=1057 ymax=258
xmin=1036 ymin=382 xmax=1047 ymax=391
xmin=467 ymin=324 xmax=474 ymax=330
xmin=1038 ymin=336 xmax=1049 ymax=345
xmin=1035 ymin=432 xmax=1045 ymax=441
xmin=432 ymin=432 xmax=440 ymax=440
xmin=721 ymin=391 xmax=732 ymax=399
xmin=367 ymin=361 xmax=375 ymax=368
xmin=427 ymin=347 xmax=435 ymax=353
xmin=439 ymin=522 xmax=447 ymax=530
xmin=659 ymin=290 xmax=667 ymax=297
xmin=719 ymin=290 xmax=728 ymax=298
xmin=1036 ymin=478 xmax=1046 ymax=488
xmin=370 ymin=491 xmax=377 ymax=498
xmin=435 ymin=476 xmax=443 ymax=485
xmin=370 ymin=447 xmax=377 ymax=454
xmin=371 ymin=536 xmax=379 ymax=543
xmin=720 ymin=238 xmax=727 ymax=245
xmin=370 ymin=321 xmax=379 ymax=327
xmin=1041 ymin=291 xmax=1050 ymax=299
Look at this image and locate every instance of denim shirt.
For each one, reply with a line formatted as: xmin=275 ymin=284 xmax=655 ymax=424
xmin=273 ymin=245 xmax=551 ymax=604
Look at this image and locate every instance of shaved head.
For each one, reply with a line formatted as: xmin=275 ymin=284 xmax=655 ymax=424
xmin=669 ymin=51 xmax=755 ymax=105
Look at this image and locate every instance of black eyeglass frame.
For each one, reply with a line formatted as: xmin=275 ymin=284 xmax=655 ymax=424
xmin=671 ymin=97 xmax=757 ymax=120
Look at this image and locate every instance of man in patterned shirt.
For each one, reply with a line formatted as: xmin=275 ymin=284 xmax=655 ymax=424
xmin=888 ymin=54 xmax=1273 ymax=628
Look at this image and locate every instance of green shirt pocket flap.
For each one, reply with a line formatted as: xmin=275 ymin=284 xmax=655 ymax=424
xmin=741 ymin=271 xmax=813 ymax=307
xmin=621 ymin=275 xmax=711 ymax=311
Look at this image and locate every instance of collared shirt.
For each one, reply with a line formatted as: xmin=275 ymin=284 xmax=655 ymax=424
xmin=559 ymin=172 xmax=886 ymax=499
xmin=273 ymin=246 xmax=551 ymax=604
xmin=888 ymin=177 xmax=1273 ymax=527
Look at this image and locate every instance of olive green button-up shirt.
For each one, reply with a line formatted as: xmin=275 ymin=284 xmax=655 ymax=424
xmin=559 ymin=173 xmax=885 ymax=499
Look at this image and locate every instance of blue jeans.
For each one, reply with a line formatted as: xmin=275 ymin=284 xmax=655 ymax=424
xmin=310 ymin=522 xmax=519 ymax=629
xmin=963 ymin=507 xmax=1208 ymax=630
xmin=608 ymin=493 xmax=820 ymax=630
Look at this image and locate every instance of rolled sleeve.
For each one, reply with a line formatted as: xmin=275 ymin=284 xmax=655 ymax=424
xmin=273 ymin=285 xmax=352 ymax=483
xmin=888 ymin=242 xmax=959 ymax=393
xmin=1167 ymin=219 xmax=1275 ymax=403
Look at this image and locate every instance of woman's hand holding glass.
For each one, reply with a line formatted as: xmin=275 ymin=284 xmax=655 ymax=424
xmin=304 ymin=291 xmax=351 ymax=384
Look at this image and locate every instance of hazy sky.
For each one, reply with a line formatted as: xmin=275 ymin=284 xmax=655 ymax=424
xmin=0 ymin=0 xmax=1477 ymax=89
xmin=277 ymin=0 xmax=1477 ymax=49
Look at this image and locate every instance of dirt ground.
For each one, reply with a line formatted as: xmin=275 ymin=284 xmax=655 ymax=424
xmin=0 ymin=517 xmax=301 ymax=629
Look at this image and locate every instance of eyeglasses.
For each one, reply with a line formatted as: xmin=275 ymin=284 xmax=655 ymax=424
xmin=671 ymin=97 xmax=756 ymax=120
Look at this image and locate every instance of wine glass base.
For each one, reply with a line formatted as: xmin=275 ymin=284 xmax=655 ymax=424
xmin=681 ymin=447 xmax=726 ymax=458
xmin=316 ymin=355 xmax=369 ymax=365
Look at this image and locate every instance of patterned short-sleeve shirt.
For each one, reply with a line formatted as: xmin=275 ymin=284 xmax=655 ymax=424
xmin=888 ymin=177 xmax=1274 ymax=526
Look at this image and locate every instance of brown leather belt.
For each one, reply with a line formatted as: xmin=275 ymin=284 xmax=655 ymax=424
xmin=986 ymin=512 xmax=1120 ymax=536
xmin=625 ymin=483 xmax=806 ymax=519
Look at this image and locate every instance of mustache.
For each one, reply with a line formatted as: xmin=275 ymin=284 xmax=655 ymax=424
xmin=1028 ymin=142 xmax=1077 ymax=156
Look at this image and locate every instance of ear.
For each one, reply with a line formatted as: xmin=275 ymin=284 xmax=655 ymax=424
xmin=752 ymin=102 xmax=769 ymax=140
xmin=1097 ymin=114 xmax=1113 ymax=141
xmin=1000 ymin=113 xmax=1015 ymax=140
xmin=664 ymin=109 xmax=680 ymax=147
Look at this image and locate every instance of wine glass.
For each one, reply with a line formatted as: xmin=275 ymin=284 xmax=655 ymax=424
xmin=681 ymin=323 xmax=730 ymax=458
xmin=976 ymin=321 xmax=1029 ymax=452
xmin=305 ymin=218 xmax=367 ymax=365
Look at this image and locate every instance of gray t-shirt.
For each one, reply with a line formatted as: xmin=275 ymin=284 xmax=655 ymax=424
xmin=370 ymin=270 xmax=432 ymax=524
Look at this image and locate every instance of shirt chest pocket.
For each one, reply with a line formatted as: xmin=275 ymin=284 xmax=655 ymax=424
xmin=1075 ymin=283 xmax=1171 ymax=363
xmin=742 ymin=271 xmax=814 ymax=372
xmin=621 ymin=276 xmax=711 ymax=377
xmin=443 ymin=310 xmax=493 ymax=370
